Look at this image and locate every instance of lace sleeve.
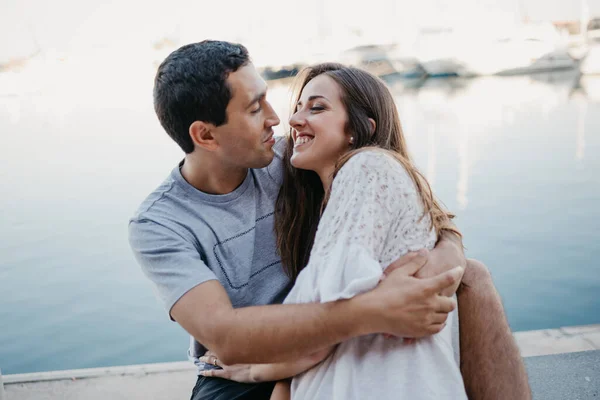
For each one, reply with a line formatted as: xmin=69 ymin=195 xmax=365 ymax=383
xmin=287 ymin=150 xmax=437 ymax=304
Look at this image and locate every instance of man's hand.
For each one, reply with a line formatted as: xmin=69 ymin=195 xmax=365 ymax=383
xmin=362 ymin=249 xmax=464 ymax=338
xmin=416 ymin=232 xmax=466 ymax=297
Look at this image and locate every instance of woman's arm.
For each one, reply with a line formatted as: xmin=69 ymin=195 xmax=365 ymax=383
xmin=270 ymin=380 xmax=291 ymax=400
xmin=198 ymin=347 xmax=333 ymax=383
xmin=251 ymin=346 xmax=333 ymax=382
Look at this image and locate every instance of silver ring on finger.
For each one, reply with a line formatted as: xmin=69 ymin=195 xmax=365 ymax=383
xmin=212 ymin=357 xmax=219 ymax=367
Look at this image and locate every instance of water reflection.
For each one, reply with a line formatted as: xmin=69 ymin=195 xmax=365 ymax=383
xmin=571 ymin=90 xmax=589 ymax=164
xmin=380 ymin=71 xmax=598 ymax=211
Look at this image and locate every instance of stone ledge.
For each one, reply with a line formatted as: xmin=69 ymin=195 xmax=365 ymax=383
xmin=2 ymin=361 xmax=195 ymax=385
xmin=4 ymin=352 xmax=599 ymax=400
xmin=514 ymin=324 xmax=600 ymax=357
xmin=2 ymin=325 xmax=600 ymax=400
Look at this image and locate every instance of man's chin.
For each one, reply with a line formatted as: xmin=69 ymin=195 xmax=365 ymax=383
xmin=251 ymin=150 xmax=275 ymax=169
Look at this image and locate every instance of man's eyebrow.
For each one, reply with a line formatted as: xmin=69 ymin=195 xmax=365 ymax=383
xmin=246 ymin=90 xmax=267 ymax=109
xmin=296 ymin=95 xmax=328 ymax=106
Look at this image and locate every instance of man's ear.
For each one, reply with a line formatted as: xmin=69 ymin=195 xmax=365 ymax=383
xmin=368 ymin=118 xmax=376 ymax=135
xmin=189 ymin=121 xmax=218 ymax=151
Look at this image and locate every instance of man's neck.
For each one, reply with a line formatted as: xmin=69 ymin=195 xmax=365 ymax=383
xmin=180 ymin=153 xmax=248 ymax=195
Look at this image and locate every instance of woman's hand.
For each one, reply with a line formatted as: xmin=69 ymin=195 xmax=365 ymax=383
xmin=198 ymin=351 xmax=258 ymax=383
xmin=199 ymin=347 xmax=335 ymax=383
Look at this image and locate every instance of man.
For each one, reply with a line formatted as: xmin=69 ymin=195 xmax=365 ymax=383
xmin=129 ymin=40 xmax=530 ymax=399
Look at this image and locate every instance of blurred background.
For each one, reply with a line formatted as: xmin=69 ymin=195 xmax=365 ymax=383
xmin=1 ymin=0 xmax=599 ymax=375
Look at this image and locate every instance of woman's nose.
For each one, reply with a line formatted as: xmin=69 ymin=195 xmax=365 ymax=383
xmin=289 ymin=111 xmax=305 ymax=128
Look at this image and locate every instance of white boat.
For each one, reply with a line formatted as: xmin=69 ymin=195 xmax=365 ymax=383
xmin=420 ymin=58 xmax=467 ymax=77
xmin=411 ymin=22 xmax=577 ymax=78
xmin=411 ymin=27 xmax=467 ymax=77
xmin=586 ymin=17 xmax=600 ymax=42
xmin=458 ymin=23 xmax=578 ymax=77
xmin=338 ymin=44 xmax=426 ymax=79
xmin=338 ymin=44 xmax=397 ymax=77
xmin=494 ymin=48 xmax=578 ymax=76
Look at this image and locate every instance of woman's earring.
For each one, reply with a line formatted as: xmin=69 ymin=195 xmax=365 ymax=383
xmin=349 ymin=137 xmax=354 ymax=144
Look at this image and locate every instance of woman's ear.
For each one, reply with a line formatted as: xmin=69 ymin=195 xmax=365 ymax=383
xmin=368 ymin=118 xmax=376 ymax=135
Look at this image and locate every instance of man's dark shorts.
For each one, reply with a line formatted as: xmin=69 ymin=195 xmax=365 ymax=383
xmin=190 ymin=375 xmax=275 ymax=400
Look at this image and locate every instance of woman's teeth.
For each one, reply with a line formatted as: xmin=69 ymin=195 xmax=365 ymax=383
xmin=295 ymin=136 xmax=314 ymax=146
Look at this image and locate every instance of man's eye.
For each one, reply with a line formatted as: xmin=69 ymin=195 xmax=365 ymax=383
xmin=251 ymin=106 xmax=262 ymax=114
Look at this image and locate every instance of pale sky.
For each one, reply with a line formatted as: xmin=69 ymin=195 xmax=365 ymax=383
xmin=0 ymin=0 xmax=597 ymax=63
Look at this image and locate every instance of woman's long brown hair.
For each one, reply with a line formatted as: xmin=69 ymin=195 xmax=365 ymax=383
xmin=275 ymin=63 xmax=460 ymax=281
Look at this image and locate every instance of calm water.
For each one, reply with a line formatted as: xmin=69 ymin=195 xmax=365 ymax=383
xmin=1 ymin=63 xmax=599 ymax=374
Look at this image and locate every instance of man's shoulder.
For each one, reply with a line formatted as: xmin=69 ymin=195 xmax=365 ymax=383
xmin=130 ymin=170 xmax=188 ymax=226
xmin=128 ymin=173 xmax=213 ymax=249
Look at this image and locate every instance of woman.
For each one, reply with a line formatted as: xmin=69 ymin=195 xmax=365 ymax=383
xmin=200 ymin=63 xmax=467 ymax=399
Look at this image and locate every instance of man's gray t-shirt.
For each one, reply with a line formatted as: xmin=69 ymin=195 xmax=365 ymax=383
xmin=128 ymin=138 xmax=291 ymax=372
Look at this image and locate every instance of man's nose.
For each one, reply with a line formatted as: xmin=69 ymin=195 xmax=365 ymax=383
xmin=265 ymin=101 xmax=280 ymax=127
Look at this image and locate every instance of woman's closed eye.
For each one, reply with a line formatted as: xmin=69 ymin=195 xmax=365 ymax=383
xmin=294 ymin=102 xmax=326 ymax=113
xmin=251 ymin=105 xmax=262 ymax=114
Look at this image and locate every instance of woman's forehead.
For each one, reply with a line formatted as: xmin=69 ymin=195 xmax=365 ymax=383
xmin=300 ymin=75 xmax=341 ymax=101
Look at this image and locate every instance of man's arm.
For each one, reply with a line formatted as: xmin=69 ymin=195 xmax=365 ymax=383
xmin=458 ymin=259 xmax=531 ymax=399
xmin=416 ymin=230 xmax=531 ymax=398
xmin=438 ymin=227 xmax=465 ymax=252
xmin=171 ymin=251 xmax=462 ymax=365
xmin=383 ymin=229 xmax=466 ymax=297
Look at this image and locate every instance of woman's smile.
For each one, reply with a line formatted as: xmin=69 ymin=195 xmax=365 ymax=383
xmin=294 ymin=134 xmax=315 ymax=148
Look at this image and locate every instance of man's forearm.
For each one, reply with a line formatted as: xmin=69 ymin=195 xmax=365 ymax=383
xmin=219 ymin=302 xmax=362 ymax=364
xmin=183 ymin=295 xmax=370 ymax=365
xmin=458 ymin=259 xmax=531 ymax=398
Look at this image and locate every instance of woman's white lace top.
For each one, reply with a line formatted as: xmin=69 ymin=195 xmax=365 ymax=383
xmin=284 ymin=150 xmax=466 ymax=400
